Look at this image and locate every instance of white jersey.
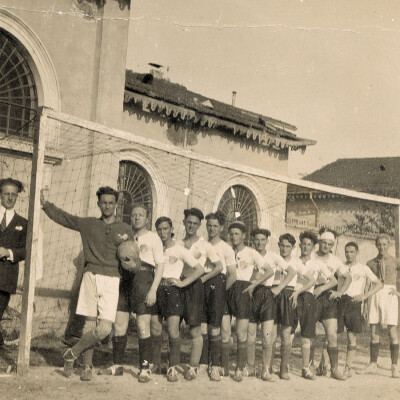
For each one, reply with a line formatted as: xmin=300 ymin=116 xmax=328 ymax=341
xmin=162 ymin=243 xmax=199 ymax=280
xmin=343 ymin=262 xmax=379 ymax=297
xmin=211 ymin=239 xmax=236 ymax=275
xmin=314 ymin=252 xmax=347 ymax=285
xmin=179 ymin=237 xmax=220 ymax=271
xmin=260 ymin=251 xmax=286 ymax=287
xmin=296 ymin=257 xmax=333 ymax=293
xmin=136 ymin=231 xmax=164 ymax=267
xmin=278 ymin=257 xmax=308 ymax=288
xmin=235 ymin=246 xmax=264 ymax=282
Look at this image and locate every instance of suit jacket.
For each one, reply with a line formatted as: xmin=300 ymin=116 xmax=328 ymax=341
xmin=0 ymin=213 xmax=28 ymax=294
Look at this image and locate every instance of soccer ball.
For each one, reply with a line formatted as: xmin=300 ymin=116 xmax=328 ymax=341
xmin=117 ymin=240 xmax=141 ymax=272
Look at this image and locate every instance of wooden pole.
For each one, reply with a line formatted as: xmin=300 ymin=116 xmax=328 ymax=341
xmin=17 ymin=107 xmax=46 ymax=375
xmin=395 ymin=205 xmax=400 ymax=258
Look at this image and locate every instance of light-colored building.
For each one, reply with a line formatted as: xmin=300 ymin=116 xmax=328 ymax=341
xmin=0 ymin=1 xmax=316 ymax=337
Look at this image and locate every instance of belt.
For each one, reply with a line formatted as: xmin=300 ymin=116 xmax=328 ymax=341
xmin=138 ymin=262 xmax=154 ymax=272
xmin=160 ymin=278 xmax=176 ymax=286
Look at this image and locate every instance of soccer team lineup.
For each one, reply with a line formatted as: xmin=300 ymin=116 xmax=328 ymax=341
xmin=36 ymin=184 xmax=400 ymax=384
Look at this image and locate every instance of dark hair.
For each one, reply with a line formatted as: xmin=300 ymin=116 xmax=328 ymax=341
xmin=0 ymin=178 xmax=24 ymax=193
xmin=205 ymin=210 xmax=225 ymax=226
xmin=131 ymin=203 xmax=149 ymax=216
xmin=299 ymin=231 xmax=319 ymax=245
xmin=155 ymin=216 xmax=174 ymax=237
xmin=96 ymin=186 xmax=119 ymax=202
xmin=345 ymin=241 xmax=359 ymax=251
xmin=228 ymin=221 xmax=246 ymax=233
xmin=183 ymin=207 xmax=204 ymax=221
xmin=279 ymin=233 xmax=296 ymax=246
xmin=318 ymin=226 xmax=338 ymax=238
xmin=251 ymin=228 xmax=271 ymax=239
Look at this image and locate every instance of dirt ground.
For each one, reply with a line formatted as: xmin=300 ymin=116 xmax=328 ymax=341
xmin=0 ymin=327 xmax=399 ymax=400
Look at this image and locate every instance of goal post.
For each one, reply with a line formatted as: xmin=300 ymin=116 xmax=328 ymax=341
xmin=17 ymin=107 xmax=46 ymax=375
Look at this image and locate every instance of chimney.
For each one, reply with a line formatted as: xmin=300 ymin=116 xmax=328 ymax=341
xmin=148 ymin=63 xmax=169 ymax=81
xmin=232 ymin=91 xmax=237 ymax=107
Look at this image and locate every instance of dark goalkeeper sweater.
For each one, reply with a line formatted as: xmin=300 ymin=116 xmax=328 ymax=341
xmin=43 ymin=202 xmax=134 ymax=277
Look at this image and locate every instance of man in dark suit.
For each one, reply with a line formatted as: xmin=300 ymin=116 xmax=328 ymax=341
xmin=0 ymin=178 xmax=27 ymax=346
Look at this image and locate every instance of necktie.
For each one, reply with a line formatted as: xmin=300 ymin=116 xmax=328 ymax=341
xmin=378 ymin=258 xmax=385 ymax=283
xmin=0 ymin=213 xmax=6 ymax=232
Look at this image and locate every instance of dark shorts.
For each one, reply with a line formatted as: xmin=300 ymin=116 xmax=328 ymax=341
xmin=338 ymin=294 xmax=363 ymax=334
xmin=250 ymin=285 xmax=277 ymax=324
xmin=117 ymin=269 xmax=158 ymax=315
xmin=296 ymin=291 xmax=316 ymax=339
xmin=117 ymin=271 xmax=134 ymax=313
xmin=227 ymin=280 xmax=252 ymax=320
xmin=203 ymin=273 xmax=227 ymax=326
xmin=157 ymin=282 xmax=184 ymax=318
xmin=277 ymin=287 xmax=297 ymax=329
xmin=314 ymin=287 xmax=339 ymax=322
xmin=182 ymin=278 xmax=205 ymax=327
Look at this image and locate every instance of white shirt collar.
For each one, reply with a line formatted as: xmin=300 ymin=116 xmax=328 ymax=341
xmin=0 ymin=205 xmax=15 ymax=221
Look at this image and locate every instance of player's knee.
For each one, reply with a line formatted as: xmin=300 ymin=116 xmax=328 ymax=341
xmin=168 ymin=326 xmax=180 ymax=339
xmin=327 ymin=333 xmax=337 ymax=347
xmin=190 ymin=325 xmax=201 ymax=338
xmin=301 ymin=337 xmax=311 ymax=348
xmin=94 ymin=320 xmax=113 ymax=340
xmin=151 ymin=324 xmax=162 ymax=337
xmin=209 ymin=326 xmax=220 ymax=337
xmin=82 ymin=318 xmax=97 ymax=335
xmin=236 ymin=329 xmax=247 ymax=342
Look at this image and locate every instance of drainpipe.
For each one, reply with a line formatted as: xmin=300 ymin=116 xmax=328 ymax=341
xmin=309 ymin=192 xmax=319 ymax=228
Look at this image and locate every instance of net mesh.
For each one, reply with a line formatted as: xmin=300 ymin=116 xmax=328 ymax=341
xmin=1 ymin=110 xmax=398 ymax=341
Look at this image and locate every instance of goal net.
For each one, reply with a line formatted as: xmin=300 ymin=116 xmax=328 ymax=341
xmin=1 ymin=108 xmax=399 ymax=344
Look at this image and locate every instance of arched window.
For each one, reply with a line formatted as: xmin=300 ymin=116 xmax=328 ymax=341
xmin=0 ymin=29 xmax=37 ymax=137
xmin=117 ymin=160 xmax=154 ymax=226
xmin=218 ymin=184 xmax=258 ymax=246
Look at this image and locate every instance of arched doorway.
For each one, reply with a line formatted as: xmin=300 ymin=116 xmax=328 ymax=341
xmin=0 ymin=29 xmax=38 ymax=137
xmin=117 ymin=160 xmax=154 ymax=227
xmin=218 ymin=184 xmax=259 ymax=246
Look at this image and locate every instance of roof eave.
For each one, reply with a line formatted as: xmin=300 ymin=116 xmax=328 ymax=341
xmin=124 ymin=89 xmax=315 ymax=151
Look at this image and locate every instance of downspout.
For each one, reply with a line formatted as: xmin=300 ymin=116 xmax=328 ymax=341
xmin=309 ymin=191 xmax=319 ymax=228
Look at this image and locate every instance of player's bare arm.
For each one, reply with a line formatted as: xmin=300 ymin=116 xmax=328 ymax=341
xmin=171 ymin=263 xmax=204 ymax=288
xmin=225 ymin=263 xmax=237 ymax=290
xmin=314 ymin=274 xmax=337 ymax=298
xmin=330 ymin=269 xmax=352 ymax=299
xmin=290 ymin=270 xmax=316 ymax=307
xmin=271 ymin=266 xmax=296 ymax=297
xmin=243 ymin=263 xmax=274 ymax=297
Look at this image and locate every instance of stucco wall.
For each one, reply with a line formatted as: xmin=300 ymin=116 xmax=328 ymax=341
xmin=0 ymin=0 xmax=130 ymax=127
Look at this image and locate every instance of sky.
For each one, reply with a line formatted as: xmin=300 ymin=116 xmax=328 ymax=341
xmin=126 ymin=0 xmax=400 ymax=178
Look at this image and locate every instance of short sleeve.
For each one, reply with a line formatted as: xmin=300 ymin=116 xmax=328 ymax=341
xmin=332 ymin=256 xmax=347 ymax=276
xmin=224 ymin=244 xmax=236 ymax=267
xmin=152 ymin=234 xmax=165 ymax=265
xmin=364 ymin=265 xmax=380 ymax=282
xmin=252 ymin=250 xmax=265 ymax=270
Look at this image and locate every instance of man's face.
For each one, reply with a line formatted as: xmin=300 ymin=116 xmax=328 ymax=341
xmin=376 ymin=238 xmax=389 ymax=257
xmin=279 ymin=239 xmax=294 ymax=259
xmin=253 ymin=233 xmax=268 ymax=252
xmin=300 ymin=238 xmax=315 ymax=257
xmin=0 ymin=184 xmax=19 ymax=210
xmin=97 ymin=194 xmax=117 ymax=218
xmin=229 ymin=228 xmax=245 ymax=247
xmin=206 ymin=218 xmax=222 ymax=239
xmin=345 ymin=246 xmax=358 ymax=263
xmin=318 ymin=240 xmax=334 ymax=255
xmin=184 ymin=215 xmax=201 ymax=236
xmin=156 ymin=221 xmax=172 ymax=243
xmin=131 ymin=206 xmax=148 ymax=230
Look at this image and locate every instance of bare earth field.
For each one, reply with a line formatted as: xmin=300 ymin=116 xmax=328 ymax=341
xmin=0 ymin=326 xmax=399 ymax=400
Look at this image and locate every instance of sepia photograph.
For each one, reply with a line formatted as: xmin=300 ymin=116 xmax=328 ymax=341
xmin=0 ymin=1 xmax=399 ymax=399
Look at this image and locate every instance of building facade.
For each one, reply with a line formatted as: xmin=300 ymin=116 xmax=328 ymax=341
xmin=0 ymin=0 xmax=317 ymax=337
